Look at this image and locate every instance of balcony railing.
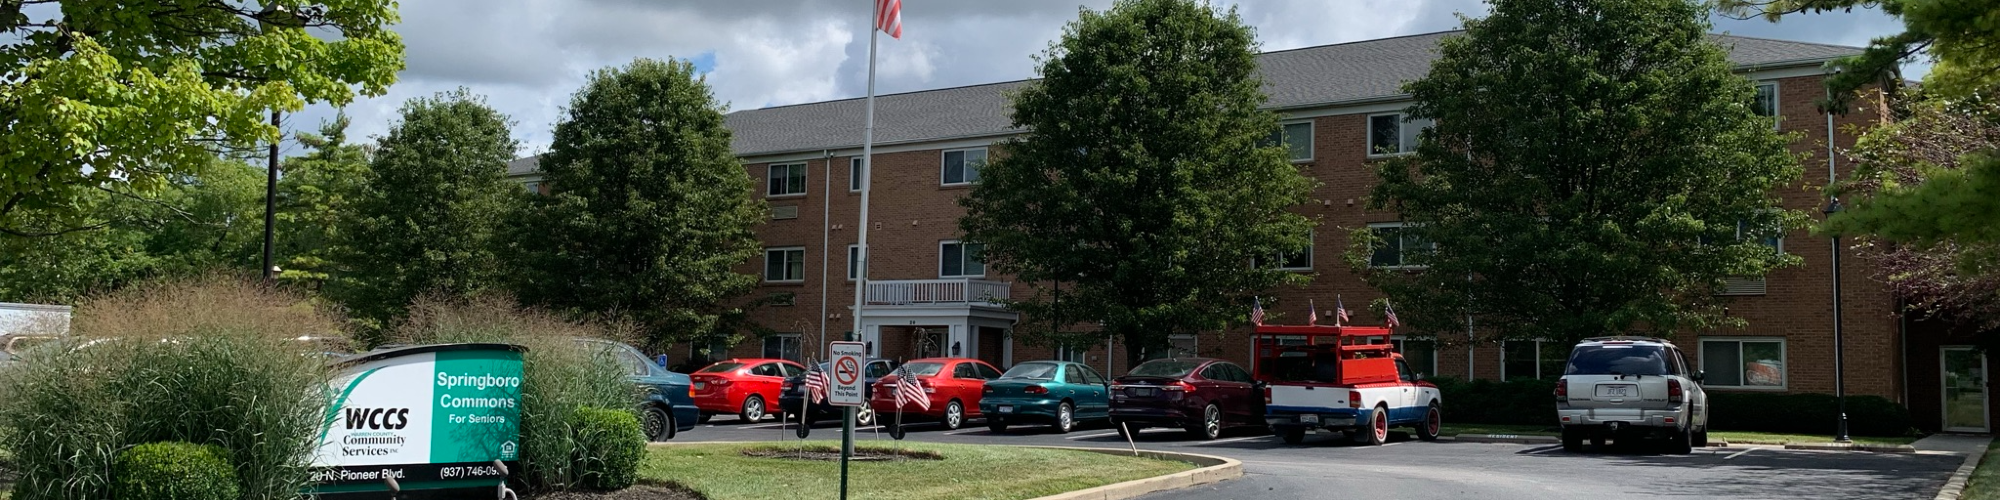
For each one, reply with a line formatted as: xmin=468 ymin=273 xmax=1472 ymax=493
xmin=865 ymin=279 xmax=1011 ymax=306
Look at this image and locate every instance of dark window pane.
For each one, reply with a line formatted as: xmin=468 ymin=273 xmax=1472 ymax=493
xmin=1132 ymin=359 xmax=1203 ymax=378
xmin=850 ymin=158 xmax=864 ymax=191
xmin=1369 ymin=114 xmax=1401 ymax=155
xmin=1503 ymin=341 xmax=1538 ymax=380
xmin=848 ymin=246 xmax=861 ymax=280
xmin=1703 ymin=341 xmax=1744 ymax=386
xmin=1284 ymin=122 xmax=1312 ymax=160
xmin=943 ymin=151 xmax=965 ymax=184
xmin=1402 ymin=340 xmax=1436 ymax=378
xmin=1370 ymin=227 xmax=1403 ymax=267
xmin=1565 ymin=345 xmax=1669 ymax=376
xmin=964 ymin=243 xmax=985 ymax=276
xmin=942 ymin=243 xmax=965 ymax=276
xmin=964 ymin=149 xmax=986 ymax=183
xmin=765 ymin=251 xmax=784 ymax=280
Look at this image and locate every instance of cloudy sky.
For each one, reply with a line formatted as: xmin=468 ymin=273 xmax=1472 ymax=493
xmin=285 ymin=0 xmax=1910 ymax=158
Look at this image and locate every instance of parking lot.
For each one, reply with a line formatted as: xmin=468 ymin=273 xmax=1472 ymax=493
xmin=676 ymin=415 xmax=1966 ymax=500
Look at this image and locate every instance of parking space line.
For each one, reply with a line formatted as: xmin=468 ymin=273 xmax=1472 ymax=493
xmin=1188 ymin=435 xmax=1267 ymax=446
xmin=1725 ymin=447 xmax=1763 ymax=460
xmin=1065 ymin=431 xmax=1122 ymax=440
xmin=741 ymin=423 xmax=790 ymax=430
xmin=944 ymin=429 xmax=987 ymax=436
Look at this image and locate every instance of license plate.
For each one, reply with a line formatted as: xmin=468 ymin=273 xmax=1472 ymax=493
xmin=1597 ymin=385 xmax=1634 ymax=398
xmin=1131 ymin=388 xmax=1155 ymax=397
xmin=693 ymin=382 xmax=706 ymax=391
xmin=1299 ymin=414 xmax=1319 ymax=424
xmin=999 ymin=405 xmax=1014 ymax=413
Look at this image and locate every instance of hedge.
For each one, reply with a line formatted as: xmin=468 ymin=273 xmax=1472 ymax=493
xmin=573 ymin=407 xmax=646 ymax=491
xmin=1429 ymin=377 xmax=1915 ymax=437
xmin=110 ymin=442 xmax=239 ymax=500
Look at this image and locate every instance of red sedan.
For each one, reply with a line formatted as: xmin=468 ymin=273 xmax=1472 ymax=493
xmin=1109 ymin=357 xmax=1264 ymax=440
xmin=690 ymin=358 xmax=806 ymax=423
xmin=869 ymin=357 xmax=1002 ymax=430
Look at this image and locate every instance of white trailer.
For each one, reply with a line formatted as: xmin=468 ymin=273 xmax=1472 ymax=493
xmin=0 ymin=302 xmax=71 ymax=336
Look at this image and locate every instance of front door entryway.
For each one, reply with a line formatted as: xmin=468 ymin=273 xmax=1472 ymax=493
xmin=1942 ymin=346 xmax=1990 ymax=433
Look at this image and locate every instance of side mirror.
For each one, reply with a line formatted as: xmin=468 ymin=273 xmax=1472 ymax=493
xmin=1252 ymin=380 xmax=1269 ymax=390
xmin=1413 ymin=373 xmax=1426 ymax=382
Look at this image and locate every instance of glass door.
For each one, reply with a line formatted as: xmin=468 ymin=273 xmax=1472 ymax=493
xmin=1942 ymin=347 xmax=1990 ymax=433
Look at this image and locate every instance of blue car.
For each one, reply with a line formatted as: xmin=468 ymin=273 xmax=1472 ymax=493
xmin=979 ymin=360 xmax=1112 ymax=434
xmin=580 ymin=339 xmax=699 ymax=441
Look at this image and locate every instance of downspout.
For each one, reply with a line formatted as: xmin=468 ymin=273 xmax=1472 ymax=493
xmin=819 ymin=149 xmax=832 ymax=357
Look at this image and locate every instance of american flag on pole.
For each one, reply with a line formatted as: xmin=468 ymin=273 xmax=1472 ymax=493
xmin=1384 ymin=300 xmax=1402 ymax=329
xmin=1336 ymin=295 xmax=1351 ymax=325
xmin=1250 ymin=297 xmax=1266 ymax=326
xmin=803 ymin=367 xmax=830 ymax=404
xmin=876 ymin=0 xmax=902 ymax=39
xmin=1308 ymin=299 xmax=1318 ymax=326
xmin=893 ymin=365 xmax=930 ymax=411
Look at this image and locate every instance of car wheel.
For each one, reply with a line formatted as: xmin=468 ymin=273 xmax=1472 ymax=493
xmin=698 ymin=412 xmax=714 ymax=424
xmin=1055 ymin=402 xmax=1076 ymax=434
xmin=1666 ymin=427 xmax=1694 ymax=455
xmin=1280 ymin=427 xmax=1307 ymax=445
xmin=1187 ymin=404 xmax=1222 ymax=440
xmin=643 ymin=405 xmax=673 ymax=441
xmin=857 ymin=407 xmax=876 ymax=427
xmin=1694 ymin=428 xmax=1709 ymax=448
xmin=1561 ymin=426 xmax=1584 ymax=452
xmin=1415 ymin=403 xmax=1441 ymax=442
xmin=1354 ymin=405 xmax=1388 ymax=446
xmin=988 ymin=418 xmax=1008 ymax=434
xmin=739 ymin=395 xmax=767 ymax=422
xmin=941 ymin=400 xmax=966 ymax=430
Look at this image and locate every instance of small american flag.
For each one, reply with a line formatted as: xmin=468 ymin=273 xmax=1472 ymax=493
xmin=1250 ymin=297 xmax=1266 ymax=326
xmin=1384 ymin=300 xmax=1402 ymax=329
xmin=893 ymin=366 xmax=931 ymax=411
xmin=1336 ymin=295 xmax=1351 ymax=325
xmin=803 ymin=368 xmax=830 ymax=404
xmin=1308 ymin=299 xmax=1319 ymax=326
xmin=876 ymin=0 xmax=902 ymax=39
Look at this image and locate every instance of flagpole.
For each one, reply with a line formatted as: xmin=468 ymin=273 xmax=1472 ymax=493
xmin=843 ymin=4 xmax=881 ymax=497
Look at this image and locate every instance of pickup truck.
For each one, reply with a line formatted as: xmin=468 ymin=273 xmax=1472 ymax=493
xmin=1255 ymin=325 xmax=1442 ymax=446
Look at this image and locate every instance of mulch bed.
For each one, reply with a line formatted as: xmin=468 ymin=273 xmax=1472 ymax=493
xmin=741 ymin=445 xmax=944 ymax=462
xmin=529 ymin=483 xmax=706 ymax=500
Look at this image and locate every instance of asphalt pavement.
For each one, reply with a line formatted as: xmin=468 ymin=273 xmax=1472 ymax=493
xmin=674 ymin=414 xmax=1966 ymax=500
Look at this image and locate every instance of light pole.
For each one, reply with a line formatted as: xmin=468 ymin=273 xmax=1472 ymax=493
xmin=1824 ymin=197 xmax=1851 ymax=443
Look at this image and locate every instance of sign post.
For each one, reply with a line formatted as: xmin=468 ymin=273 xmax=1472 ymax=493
xmin=309 ymin=344 xmax=525 ymax=496
xmin=829 ymin=340 xmax=864 ymax=500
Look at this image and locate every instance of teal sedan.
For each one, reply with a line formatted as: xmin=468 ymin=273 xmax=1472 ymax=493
xmin=979 ymin=361 xmax=1112 ymax=434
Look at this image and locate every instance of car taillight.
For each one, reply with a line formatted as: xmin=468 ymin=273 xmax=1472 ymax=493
xmin=713 ymin=378 xmax=732 ymax=386
xmin=1163 ymin=382 xmax=1194 ymax=392
xmin=1263 ymin=386 xmax=1272 ymax=404
xmin=983 ymin=386 xmax=994 ymax=394
xmin=1025 ymin=385 xmax=1049 ymax=395
xmin=1348 ymin=390 xmax=1362 ymax=409
xmin=1554 ymin=378 xmax=1568 ymax=402
xmin=1668 ymin=379 xmax=1683 ymax=404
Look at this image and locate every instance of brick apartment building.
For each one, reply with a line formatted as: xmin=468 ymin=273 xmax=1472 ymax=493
xmin=508 ymin=32 xmax=1987 ymax=432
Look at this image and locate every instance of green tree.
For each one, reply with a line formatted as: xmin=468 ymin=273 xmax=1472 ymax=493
xmin=1349 ymin=0 xmax=1806 ymax=344
xmin=331 ymin=89 xmax=518 ymax=335
xmin=506 ymin=59 xmax=765 ymax=349
xmin=0 ymin=0 xmax=403 ymax=235
xmin=957 ymin=0 xmax=1315 ymax=362
xmin=1720 ymin=0 xmax=2000 ymax=100
xmin=275 ymin=115 xmax=371 ymax=289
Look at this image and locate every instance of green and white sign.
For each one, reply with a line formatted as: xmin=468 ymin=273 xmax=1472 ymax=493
xmin=309 ymin=344 xmax=525 ymax=494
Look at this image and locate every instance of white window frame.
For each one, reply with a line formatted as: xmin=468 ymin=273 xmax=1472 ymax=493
xmin=938 ymin=240 xmax=986 ymax=278
xmin=849 ymin=157 xmax=865 ymax=192
xmin=763 ymin=333 xmax=803 ymax=362
xmin=1273 ymin=120 xmax=1314 ymax=162
xmin=1390 ymin=335 xmax=1438 ymax=377
xmin=1168 ymin=334 xmax=1198 ymax=358
xmin=767 ymin=162 xmax=808 ymax=197
xmin=847 ymin=244 xmax=861 ymax=281
xmin=1753 ymin=81 xmax=1780 ymax=130
xmin=1366 ymin=112 xmax=1430 ymax=158
xmin=1367 ymin=222 xmax=1433 ymax=270
xmin=940 ymin=147 xmax=988 ymax=186
xmin=1699 ymin=336 xmax=1788 ymax=390
xmin=763 ymin=247 xmax=806 ymax=283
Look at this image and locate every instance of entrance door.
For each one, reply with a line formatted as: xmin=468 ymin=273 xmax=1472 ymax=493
xmin=1942 ymin=347 xmax=1990 ymax=433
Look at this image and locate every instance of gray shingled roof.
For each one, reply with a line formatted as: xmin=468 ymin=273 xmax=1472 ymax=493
xmin=512 ymin=31 xmax=1860 ymax=170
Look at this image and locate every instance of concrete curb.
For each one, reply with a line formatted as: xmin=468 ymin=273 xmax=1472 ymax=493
xmin=1453 ymin=434 xmax=1560 ymax=445
xmin=1706 ymin=440 xmax=1918 ymax=453
xmin=1024 ymin=447 xmax=1242 ymax=500
xmin=1934 ymin=439 xmax=1992 ymax=500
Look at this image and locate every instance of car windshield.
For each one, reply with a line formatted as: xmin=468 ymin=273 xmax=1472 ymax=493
xmin=900 ymin=362 xmax=945 ymax=377
xmin=1000 ymin=362 xmax=1060 ymax=380
xmin=698 ymin=362 xmax=744 ymax=373
xmin=1565 ymin=345 xmax=1670 ymax=376
xmin=1129 ymin=359 xmax=1202 ymax=378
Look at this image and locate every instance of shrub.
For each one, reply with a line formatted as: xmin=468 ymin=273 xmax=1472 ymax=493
xmin=111 ymin=442 xmax=240 ymax=500
xmin=573 ymin=407 xmax=645 ymax=491
xmin=0 ymin=276 xmax=337 ymax=500
xmin=392 ymin=297 xmax=638 ymax=491
xmin=1706 ymin=392 xmax=1913 ymax=437
xmin=1430 ymin=377 xmax=1559 ymax=427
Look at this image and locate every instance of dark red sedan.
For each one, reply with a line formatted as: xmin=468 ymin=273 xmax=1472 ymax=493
xmin=1109 ymin=357 xmax=1264 ymax=440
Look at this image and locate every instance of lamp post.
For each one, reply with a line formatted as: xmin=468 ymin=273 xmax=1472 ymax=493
xmin=1824 ymin=197 xmax=1851 ymax=443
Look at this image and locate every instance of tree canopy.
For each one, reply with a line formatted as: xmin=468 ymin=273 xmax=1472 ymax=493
xmin=506 ymin=58 xmax=766 ymax=349
xmin=958 ymin=0 xmax=1316 ymax=360
xmin=275 ymin=115 xmax=370 ymax=289
xmin=1721 ymin=0 xmax=2000 ymax=101
xmin=1352 ymin=0 xmax=1807 ymax=344
xmin=0 ymin=0 xmax=403 ymax=236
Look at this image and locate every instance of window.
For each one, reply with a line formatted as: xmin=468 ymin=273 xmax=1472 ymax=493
xmin=954 ymin=362 xmax=979 ymax=379
xmin=939 ymin=241 xmax=986 ymax=278
xmin=1503 ymin=340 xmax=1566 ymax=381
xmin=1391 ymin=336 xmax=1437 ymax=379
xmin=522 ymin=181 xmax=542 ymax=194
xmin=691 ymin=337 xmax=734 ymax=364
xmin=1076 ymin=365 xmax=1108 ymax=385
xmin=764 ymin=247 xmax=806 ymax=282
xmin=1367 ymin=113 xmax=1432 ymax=157
xmin=866 ymin=360 xmax=897 ymax=378
xmin=767 ymin=163 xmax=807 ymax=196
xmin=849 ymin=157 xmax=865 ymax=192
xmin=1395 ymin=359 xmax=1415 ymax=382
xmin=1169 ymin=334 xmax=1198 ymax=358
xmin=762 ymin=334 xmax=802 ymax=362
xmin=1738 ymin=219 xmax=1785 ymax=255
xmin=1053 ymin=345 xmax=1085 ymax=362
xmin=613 ymin=348 xmax=652 ymax=376
xmin=1064 ymin=365 xmax=1087 ymax=384
xmin=941 ymin=148 xmax=987 ymax=185
xmin=847 ymin=245 xmax=862 ymax=281
xmin=974 ymin=362 xmax=1002 ymax=380
xmin=1701 ymin=338 xmax=1786 ymax=389
xmin=1752 ymin=82 xmax=1779 ymax=129
xmin=1368 ymin=223 xmax=1434 ymax=268
xmin=1257 ymin=232 xmax=1314 ymax=271
xmin=1264 ymin=121 xmax=1313 ymax=161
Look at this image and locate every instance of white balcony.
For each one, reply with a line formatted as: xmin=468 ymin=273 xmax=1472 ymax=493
xmin=865 ymin=279 xmax=1010 ymax=306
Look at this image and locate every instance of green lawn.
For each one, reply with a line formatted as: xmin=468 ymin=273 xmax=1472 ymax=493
xmin=643 ymin=441 xmax=1195 ymax=500
xmin=1966 ymin=438 xmax=2000 ymax=500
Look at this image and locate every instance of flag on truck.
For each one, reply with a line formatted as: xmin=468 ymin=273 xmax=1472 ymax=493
xmin=1250 ymin=297 xmax=1266 ymax=326
xmin=1336 ymin=295 xmax=1351 ymax=325
xmin=1384 ymin=300 xmax=1402 ymax=329
xmin=1308 ymin=299 xmax=1318 ymax=326
xmin=894 ymin=365 xmax=930 ymax=411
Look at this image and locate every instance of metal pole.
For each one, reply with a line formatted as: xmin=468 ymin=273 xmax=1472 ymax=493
xmin=846 ymin=7 xmax=880 ymax=492
xmin=262 ymin=110 xmax=280 ymax=280
xmin=1833 ymin=232 xmax=1850 ymax=442
xmin=821 ymin=150 xmax=832 ymax=353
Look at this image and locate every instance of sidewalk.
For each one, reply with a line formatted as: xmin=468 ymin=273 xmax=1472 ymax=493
xmin=1913 ymin=434 xmax=1991 ymax=500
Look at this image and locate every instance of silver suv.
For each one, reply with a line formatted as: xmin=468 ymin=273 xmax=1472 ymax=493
xmin=1554 ymin=336 xmax=1708 ymax=454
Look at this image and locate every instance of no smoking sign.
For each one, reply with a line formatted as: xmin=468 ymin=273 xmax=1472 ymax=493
xmin=827 ymin=341 xmax=865 ymax=407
